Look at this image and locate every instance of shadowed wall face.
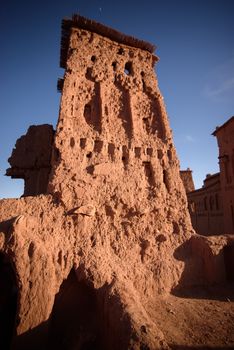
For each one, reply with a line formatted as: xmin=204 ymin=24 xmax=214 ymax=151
xmin=224 ymin=244 xmax=234 ymax=281
xmin=48 ymin=269 xmax=102 ymax=350
xmin=0 ymin=253 xmax=18 ymax=349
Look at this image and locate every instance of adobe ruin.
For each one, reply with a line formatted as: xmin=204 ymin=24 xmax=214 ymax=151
xmin=1 ymin=14 xmax=233 ymax=350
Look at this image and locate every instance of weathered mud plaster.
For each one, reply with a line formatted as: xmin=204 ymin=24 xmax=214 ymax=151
xmin=6 ymin=124 xmax=54 ymax=196
xmin=1 ymin=14 xmax=231 ymax=350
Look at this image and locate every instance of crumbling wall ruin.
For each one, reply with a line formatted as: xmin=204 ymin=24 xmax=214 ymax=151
xmin=0 ymin=14 xmax=233 ymax=350
xmin=6 ymin=125 xmax=54 ymax=196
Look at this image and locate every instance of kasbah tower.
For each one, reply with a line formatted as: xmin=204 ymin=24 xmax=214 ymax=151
xmin=50 ymin=14 xmax=192 ymax=307
xmin=1 ymin=14 xmax=230 ymax=350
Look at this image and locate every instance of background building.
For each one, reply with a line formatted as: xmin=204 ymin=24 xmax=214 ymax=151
xmin=185 ymin=116 xmax=234 ymax=235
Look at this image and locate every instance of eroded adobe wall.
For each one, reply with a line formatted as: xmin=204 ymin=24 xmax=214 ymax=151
xmin=48 ymin=26 xmax=194 ymax=297
xmin=0 ymin=196 xmax=167 ymax=350
xmin=0 ymin=196 xmax=74 ymax=336
xmin=6 ymin=125 xmax=54 ymax=196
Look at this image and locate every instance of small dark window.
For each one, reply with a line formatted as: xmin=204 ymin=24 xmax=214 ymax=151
xmin=86 ymin=152 xmax=92 ymax=158
xmin=91 ymin=55 xmax=96 ymax=62
xmin=70 ymin=137 xmax=75 ymax=148
xmin=146 ymin=148 xmax=153 ymax=156
xmin=112 ymin=62 xmax=117 ymax=71
xmin=124 ymin=62 xmax=132 ymax=75
xmin=80 ymin=138 xmax=86 ymax=149
xmin=117 ymin=48 xmax=124 ymax=55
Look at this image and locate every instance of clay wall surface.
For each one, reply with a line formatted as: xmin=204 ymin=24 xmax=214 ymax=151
xmin=6 ymin=125 xmax=54 ymax=196
xmin=214 ymin=116 xmax=234 ymax=233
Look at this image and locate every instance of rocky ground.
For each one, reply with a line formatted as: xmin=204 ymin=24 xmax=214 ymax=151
xmin=146 ymin=283 xmax=234 ymax=349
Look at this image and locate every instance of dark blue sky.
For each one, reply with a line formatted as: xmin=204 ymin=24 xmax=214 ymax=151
xmin=1 ymin=0 xmax=234 ymax=198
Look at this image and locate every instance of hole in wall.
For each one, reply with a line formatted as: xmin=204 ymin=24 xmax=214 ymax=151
xmin=124 ymin=62 xmax=132 ymax=75
xmin=91 ymin=55 xmax=96 ymax=62
xmin=86 ymin=165 xmax=94 ymax=175
xmin=108 ymin=144 xmax=115 ymax=161
xmin=57 ymin=251 xmax=63 ymax=266
xmin=80 ymin=138 xmax=86 ymax=149
xmin=117 ymin=48 xmax=124 ymax=55
xmin=70 ymin=137 xmax=75 ymax=148
xmin=104 ymin=106 xmax=108 ymax=116
xmin=86 ymin=152 xmax=92 ymax=159
xmin=94 ymin=140 xmax=103 ymax=153
xmin=122 ymin=146 xmax=128 ymax=166
xmin=84 ymin=104 xmax=92 ymax=121
xmin=28 ymin=242 xmax=35 ymax=258
xmin=157 ymin=149 xmax=163 ymax=160
xmin=134 ymin=147 xmax=141 ymax=158
xmin=146 ymin=148 xmax=153 ymax=156
xmin=112 ymin=62 xmax=117 ymax=71
xmin=85 ymin=67 xmax=93 ymax=81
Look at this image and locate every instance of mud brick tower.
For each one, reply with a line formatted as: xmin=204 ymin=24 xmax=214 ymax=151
xmin=0 ymin=15 xmax=197 ymax=350
xmin=49 ymin=15 xmax=193 ymax=281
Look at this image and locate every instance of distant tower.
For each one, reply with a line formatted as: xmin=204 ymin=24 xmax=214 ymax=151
xmin=180 ymin=168 xmax=195 ymax=193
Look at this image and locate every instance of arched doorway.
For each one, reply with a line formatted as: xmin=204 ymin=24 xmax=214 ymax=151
xmin=0 ymin=253 xmax=18 ymax=349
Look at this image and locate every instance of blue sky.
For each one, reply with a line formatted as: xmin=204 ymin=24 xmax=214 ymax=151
xmin=0 ymin=0 xmax=234 ymax=198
